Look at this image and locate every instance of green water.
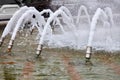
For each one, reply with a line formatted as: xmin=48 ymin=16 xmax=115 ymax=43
xmin=0 ymin=28 xmax=120 ymax=80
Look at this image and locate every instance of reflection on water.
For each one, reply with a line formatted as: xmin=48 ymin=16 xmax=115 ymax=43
xmin=0 ymin=47 xmax=120 ymax=80
xmin=2 ymin=65 xmax=16 ymax=80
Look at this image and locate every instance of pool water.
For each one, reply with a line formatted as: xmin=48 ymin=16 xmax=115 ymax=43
xmin=0 ymin=28 xmax=120 ymax=80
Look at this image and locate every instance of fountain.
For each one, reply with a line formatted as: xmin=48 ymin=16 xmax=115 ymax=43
xmin=86 ymin=8 xmax=109 ymax=62
xmin=35 ymin=8 xmax=76 ymax=57
xmin=6 ymin=6 xmax=73 ymax=53
xmin=0 ymin=5 xmax=119 ymax=64
xmin=7 ymin=9 xmax=46 ymax=52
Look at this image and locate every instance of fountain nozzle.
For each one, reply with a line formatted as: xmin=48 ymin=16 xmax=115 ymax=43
xmin=7 ymin=40 xmax=14 ymax=52
xmin=85 ymin=46 xmax=92 ymax=63
xmin=36 ymin=44 xmax=43 ymax=58
xmin=7 ymin=47 xmax=12 ymax=52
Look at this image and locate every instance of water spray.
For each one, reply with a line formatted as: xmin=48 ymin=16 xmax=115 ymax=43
xmin=76 ymin=5 xmax=91 ymax=25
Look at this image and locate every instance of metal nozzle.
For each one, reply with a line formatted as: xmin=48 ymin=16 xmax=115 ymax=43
xmin=36 ymin=44 xmax=43 ymax=58
xmin=7 ymin=46 xmax=12 ymax=52
xmin=7 ymin=40 xmax=14 ymax=52
xmin=85 ymin=46 xmax=92 ymax=62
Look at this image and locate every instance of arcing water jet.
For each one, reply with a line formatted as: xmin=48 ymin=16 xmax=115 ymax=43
xmin=0 ymin=6 xmax=29 ymax=47
xmin=86 ymin=8 xmax=108 ymax=61
xmin=76 ymin=5 xmax=91 ymax=25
